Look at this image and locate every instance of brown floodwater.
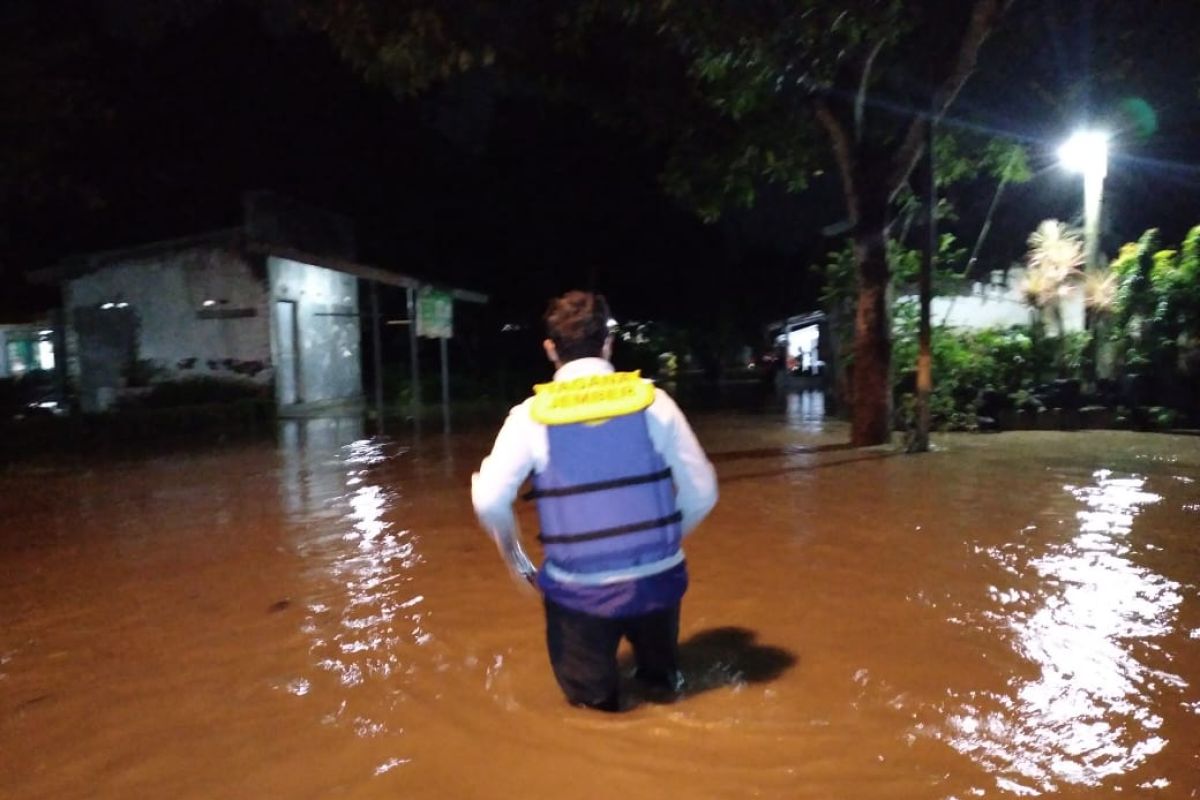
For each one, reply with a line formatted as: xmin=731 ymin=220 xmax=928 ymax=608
xmin=2 ymin=400 xmax=1199 ymax=799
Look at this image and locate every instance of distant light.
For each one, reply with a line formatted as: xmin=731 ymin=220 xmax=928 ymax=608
xmin=501 ymin=323 xmax=522 ymax=332
xmin=37 ymin=340 xmax=54 ymax=370
xmin=1058 ymin=130 xmax=1109 ymax=179
xmin=38 ymin=330 xmax=53 ymax=336
xmin=115 ymin=302 xmax=130 ymax=309
xmin=203 ymin=299 xmax=217 ymax=307
xmin=100 ymin=302 xmax=116 ymax=310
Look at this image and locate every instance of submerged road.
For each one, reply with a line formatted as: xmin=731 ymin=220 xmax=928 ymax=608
xmin=2 ymin=404 xmax=1198 ymax=798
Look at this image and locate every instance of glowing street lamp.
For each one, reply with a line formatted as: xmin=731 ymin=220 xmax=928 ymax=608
xmin=1058 ymin=130 xmax=1109 ymax=271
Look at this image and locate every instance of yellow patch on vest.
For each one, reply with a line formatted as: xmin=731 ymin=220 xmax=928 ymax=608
xmin=530 ymin=370 xmax=655 ymax=425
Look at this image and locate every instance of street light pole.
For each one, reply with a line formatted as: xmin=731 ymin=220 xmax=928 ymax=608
xmin=1058 ymin=130 xmax=1109 ymax=271
xmin=1059 ymin=129 xmax=1110 ymax=383
xmin=1082 ymin=166 xmax=1105 ymax=272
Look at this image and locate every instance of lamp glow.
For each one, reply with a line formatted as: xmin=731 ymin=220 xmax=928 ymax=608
xmin=1058 ymin=130 xmax=1109 ymax=179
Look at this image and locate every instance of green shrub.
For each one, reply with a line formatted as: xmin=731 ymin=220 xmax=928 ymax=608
xmin=892 ymin=311 xmax=1082 ymax=429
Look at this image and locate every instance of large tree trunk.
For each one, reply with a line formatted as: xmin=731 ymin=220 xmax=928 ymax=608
xmin=850 ymin=191 xmax=893 ymax=446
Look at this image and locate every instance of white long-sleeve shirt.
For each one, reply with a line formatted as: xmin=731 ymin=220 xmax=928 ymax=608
xmin=472 ymin=357 xmax=718 ymax=584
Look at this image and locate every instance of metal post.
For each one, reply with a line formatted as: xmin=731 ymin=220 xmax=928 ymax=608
xmin=370 ymin=281 xmax=385 ymax=435
xmin=407 ymin=285 xmax=420 ymax=433
xmin=912 ymin=106 xmax=935 ymax=453
xmin=440 ymin=335 xmax=450 ymax=434
xmin=1083 ymin=169 xmax=1104 ymax=272
xmin=1083 ymin=166 xmax=1106 ymax=382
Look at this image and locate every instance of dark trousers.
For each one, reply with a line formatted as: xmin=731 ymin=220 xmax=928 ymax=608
xmin=544 ymin=599 xmax=681 ymax=712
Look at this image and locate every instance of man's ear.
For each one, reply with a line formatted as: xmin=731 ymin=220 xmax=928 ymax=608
xmin=543 ymin=339 xmax=560 ymax=366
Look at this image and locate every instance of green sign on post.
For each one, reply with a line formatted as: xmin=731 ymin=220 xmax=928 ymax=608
xmin=416 ymin=287 xmax=453 ymax=339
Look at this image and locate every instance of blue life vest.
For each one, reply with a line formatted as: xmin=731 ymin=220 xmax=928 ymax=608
xmin=526 ymin=372 xmax=682 ymax=579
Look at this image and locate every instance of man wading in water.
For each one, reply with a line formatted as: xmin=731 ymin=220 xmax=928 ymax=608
xmin=472 ymin=291 xmax=718 ymax=711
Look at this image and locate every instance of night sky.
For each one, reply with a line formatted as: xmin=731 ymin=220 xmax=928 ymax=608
xmin=4 ymin=0 xmax=1200 ymax=334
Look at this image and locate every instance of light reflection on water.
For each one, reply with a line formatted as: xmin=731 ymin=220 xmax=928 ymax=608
xmin=940 ymin=469 xmax=1185 ymax=794
xmin=785 ymin=390 xmax=825 ymax=432
xmin=276 ymin=419 xmax=428 ymax=759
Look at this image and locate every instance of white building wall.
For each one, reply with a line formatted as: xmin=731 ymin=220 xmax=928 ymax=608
xmin=905 ymin=269 xmax=1086 ymax=333
xmin=267 ymin=256 xmax=361 ymax=406
xmin=65 ymin=248 xmax=271 ymax=411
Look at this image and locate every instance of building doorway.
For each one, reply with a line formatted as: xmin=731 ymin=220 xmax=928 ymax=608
xmin=274 ymin=300 xmax=301 ymax=405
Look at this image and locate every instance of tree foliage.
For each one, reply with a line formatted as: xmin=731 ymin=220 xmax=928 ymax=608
xmin=1108 ymin=225 xmax=1200 ymax=388
xmin=1112 ymin=229 xmax=1160 ymax=333
xmin=300 ymin=1 xmax=1010 ymax=218
xmin=299 ymin=1 xmax=878 ymax=217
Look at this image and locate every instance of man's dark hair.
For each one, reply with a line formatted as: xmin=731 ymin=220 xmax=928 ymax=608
xmin=544 ymin=291 xmax=612 ymax=363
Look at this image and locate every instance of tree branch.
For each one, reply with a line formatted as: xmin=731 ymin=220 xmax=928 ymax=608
xmin=854 ymin=39 xmax=886 ymax=143
xmin=888 ymin=0 xmax=1011 ymax=193
xmin=812 ymin=95 xmax=858 ymax=223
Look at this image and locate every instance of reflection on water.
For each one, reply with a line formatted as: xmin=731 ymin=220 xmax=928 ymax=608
xmin=941 ymin=469 xmax=1186 ymax=795
xmin=785 ymin=391 xmax=825 ymax=432
xmin=277 ymin=419 xmax=426 ymax=750
xmin=277 ymin=419 xmax=422 ymax=743
xmin=278 ymin=416 xmax=366 ymax=519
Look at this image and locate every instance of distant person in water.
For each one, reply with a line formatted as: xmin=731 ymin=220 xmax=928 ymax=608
xmin=471 ymin=291 xmax=719 ymax=711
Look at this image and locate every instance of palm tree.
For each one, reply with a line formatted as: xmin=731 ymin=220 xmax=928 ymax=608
xmin=1018 ymin=262 xmax=1058 ymax=310
xmin=1025 ymin=220 xmax=1085 ymax=303
xmin=1082 ymin=265 xmax=1118 ymax=315
xmin=1021 ymin=220 xmax=1085 ymax=374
